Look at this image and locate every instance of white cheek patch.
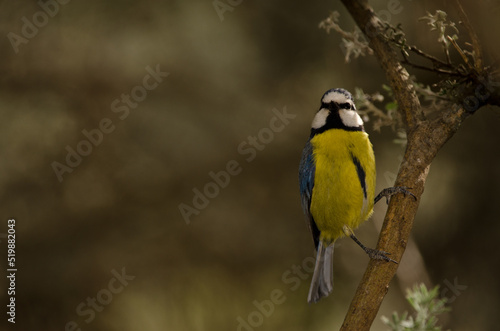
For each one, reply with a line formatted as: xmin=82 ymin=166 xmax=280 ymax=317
xmin=322 ymin=91 xmax=351 ymax=105
xmin=311 ymin=109 xmax=329 ymax=129
xmin=339 ymin=109 xmax=363 ymax=128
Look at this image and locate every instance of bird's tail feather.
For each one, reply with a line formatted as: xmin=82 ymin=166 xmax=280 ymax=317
xmin=307 ymin=241 xmax=334 ymax=303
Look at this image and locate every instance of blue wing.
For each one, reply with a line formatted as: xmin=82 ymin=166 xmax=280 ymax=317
xmin=299 ymin=140 xmax=320 ymax=249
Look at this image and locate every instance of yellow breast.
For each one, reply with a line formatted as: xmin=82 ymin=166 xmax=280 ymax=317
xmin=309 ymin=129 xmax=376 ymax=243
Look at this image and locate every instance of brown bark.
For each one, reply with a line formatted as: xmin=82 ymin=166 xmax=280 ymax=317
xmin=338 ymin=1 xmax=498 ymax=330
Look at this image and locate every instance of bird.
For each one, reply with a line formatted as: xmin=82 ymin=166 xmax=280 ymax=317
xmin=298 ymin=88 xmax=406 ymax=304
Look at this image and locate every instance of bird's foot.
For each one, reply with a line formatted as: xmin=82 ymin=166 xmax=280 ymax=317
xmin=363 ymin=247 xmax=398 ymax=264
xmin=375 ymin=186 xmax=416 ymax=205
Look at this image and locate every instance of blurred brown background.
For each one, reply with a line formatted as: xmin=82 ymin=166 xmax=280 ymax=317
xmin=0 ymin=0 xmax=499 ymax=330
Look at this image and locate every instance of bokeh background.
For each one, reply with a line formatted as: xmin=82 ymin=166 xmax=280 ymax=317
xmin=1 ymin=0 xmax=499 ymax=330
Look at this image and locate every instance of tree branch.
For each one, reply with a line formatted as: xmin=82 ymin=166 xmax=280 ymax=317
xmin=341 ymin=0 xmax=424 ymax=133
xmin=337 ymin=1 xmax=497 ymax=330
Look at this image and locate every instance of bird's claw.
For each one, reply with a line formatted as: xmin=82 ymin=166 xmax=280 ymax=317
xmin=364 ymin=248 xmax=398 ymax=264
xmin=375 ymin=186 xmax=417 ymax=205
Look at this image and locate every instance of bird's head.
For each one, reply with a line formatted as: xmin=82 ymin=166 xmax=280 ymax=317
xmin=310 ymin=88 xmax=364 ymax=136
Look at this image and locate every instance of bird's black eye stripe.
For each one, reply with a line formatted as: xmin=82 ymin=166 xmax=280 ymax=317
xmin=339 ymin=102 xmax=351 ymax=109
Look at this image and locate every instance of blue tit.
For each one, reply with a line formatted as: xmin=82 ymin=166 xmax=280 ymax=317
xmin=299 ymin=88 xmax=395 ymax=304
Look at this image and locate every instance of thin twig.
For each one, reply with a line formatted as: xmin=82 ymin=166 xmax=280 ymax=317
xmin=401 ymin=59 xmax=464 ymax=76
xmin=447 ymin=35 xmax=474 ymax=71
xmin=442 ymin=39 xmax=452 ymax=65
xmin=454 ymin=0 xmax=484 ymax=72
xmin=406 ymin=45 xmax=453 ymax=69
